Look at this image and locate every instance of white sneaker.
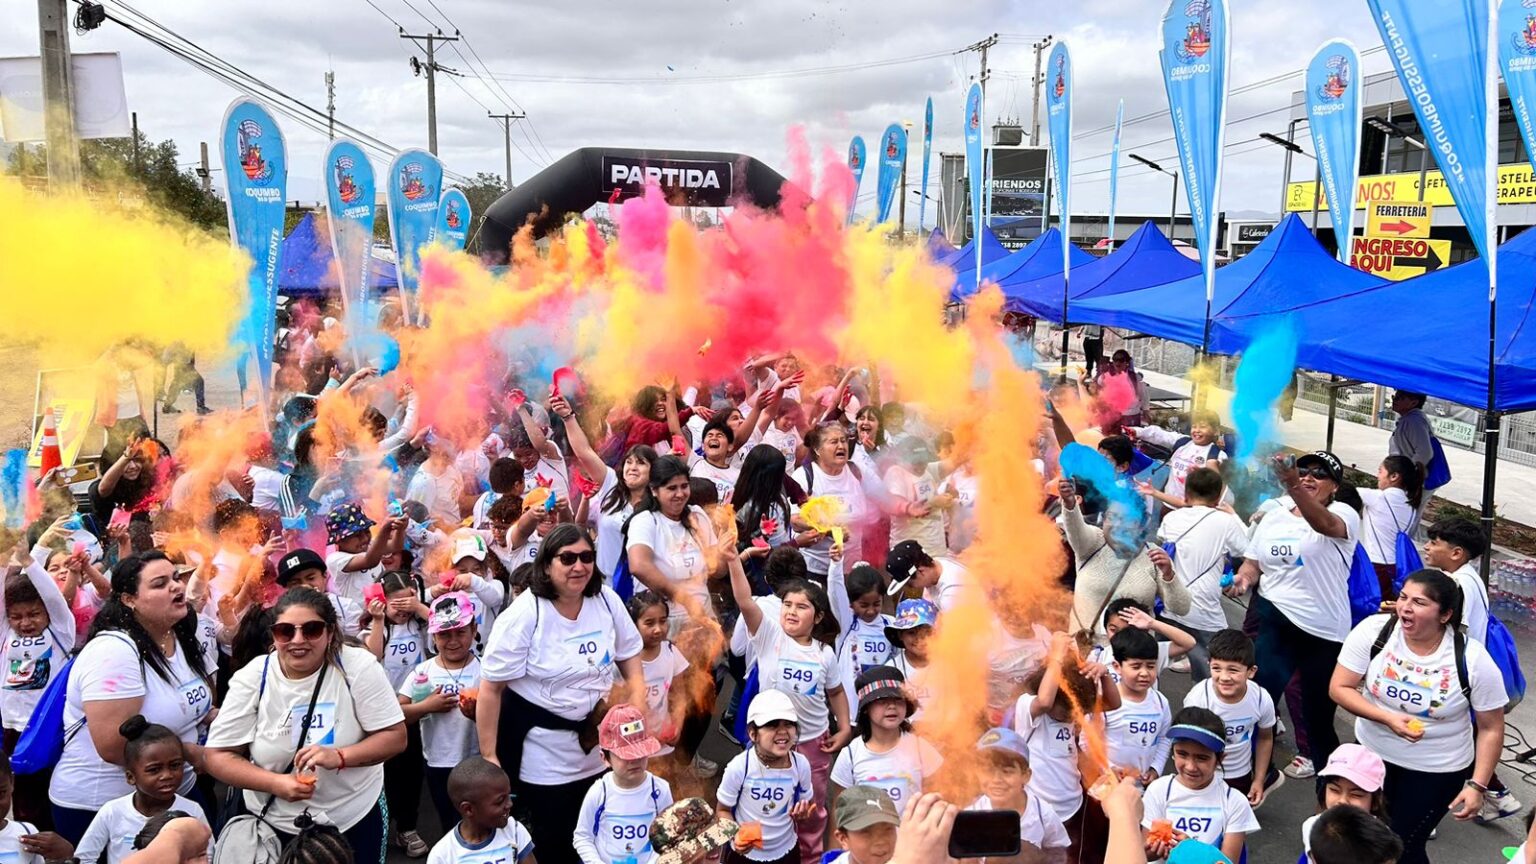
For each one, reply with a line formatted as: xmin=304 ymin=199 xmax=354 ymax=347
xmin=1475 ymin=790 xmax=1523 ymax=823
xmin=1277 ymin=719 xmax=1287 ymax=737
xmin=1283 ymin=756 xmax=1315 ymax=779
xmin=691 ymin=754 xmax=720 ymax=778
xmin=396 ymin=830 xmax=428 ymax=858
xmin=1167 ymin=657 xmax=1191 ymax=674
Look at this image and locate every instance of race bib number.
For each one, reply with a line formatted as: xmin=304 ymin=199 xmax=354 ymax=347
xmin=179 ymin=675 xmax=213 ymax=721
xmin=566 ymin=629 xmax=610 ymax=669
xmin=744 ymin=776 xmax=794 ymax=817
xmin=1167 ymin=805 xmax=1222 ymax=843
xmin=600 ymin=812 xmax=654 ymax=862
xmin=386 ymin=634 xmax=421 ymax=670
xmin=289 ymin=700 xmax=338 ymax=747
xmin=779 ymin=659 xmax=821 ymax=695
xmin=1050 ymin=723 xmax=1077 ymax=758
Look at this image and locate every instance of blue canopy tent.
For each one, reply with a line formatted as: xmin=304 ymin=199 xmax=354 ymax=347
xmin=1071 ymin=214 xmax=1378 ymax=349
xmin=1003 ymin=221 xmax=1200 ymax=322
xmin=925 ymin=228 xmax=955 ymax=259
xmin=942 ymin=229 xmax=1011 ymax=296
xmin=277 ymin=212 xmax=399 ymax=298
xmin=1213 ymin=224 xmax=1536 ymax=412
xmin=949 ymin=228 xmax=1091 ymax=303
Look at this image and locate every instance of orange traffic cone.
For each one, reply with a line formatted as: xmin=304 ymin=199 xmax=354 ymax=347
xmin=38 ymin=408 xmax=61 ymax=476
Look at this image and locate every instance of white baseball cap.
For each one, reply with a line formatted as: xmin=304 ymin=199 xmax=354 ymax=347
xmin=746 ymin=690 xmax=799 ymax=727
xmin=450 ymin=532 xmax=488 ymax=563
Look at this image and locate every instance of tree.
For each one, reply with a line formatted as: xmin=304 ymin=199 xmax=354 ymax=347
xmin=6 ymin=129 xmax=228 ymax=232
xmin=450 ymin=172 xmax=507 ymax=254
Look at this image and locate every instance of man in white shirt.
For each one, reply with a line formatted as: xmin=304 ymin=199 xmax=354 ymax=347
xmin=1156 ymin=466 xmax=1248 ymax=681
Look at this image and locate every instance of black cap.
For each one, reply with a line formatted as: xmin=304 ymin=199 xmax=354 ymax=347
xmin=853 ymin=666 xmax=908 ymax=711
xmin=1295 ymin=450 xmax=1344 ymax=483
xmin=276 ymin=548 xmax=326 ymax=586
xmin=884 ymin=540 xmax=934 ymax=596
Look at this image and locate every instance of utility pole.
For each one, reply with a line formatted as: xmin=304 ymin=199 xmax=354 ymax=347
xmin=400 ymin=30 xmax=459 ymax=155
xmin=325 ymin=71 xmax=336 ymax=140
xmin=37 ymin=0 xmax=81 ymax=189
xmin=1030 ymin=36 xmax=1053 ymax=146
xmin=488 ymin=111 xmax=526 ymax=188
xmin=131 ymin=112 xmax=141 ymax=173
xmin=198 ymin=142 xmax=211 ymax=194
xmin=961 ymin=34 xmax=999 ymax=232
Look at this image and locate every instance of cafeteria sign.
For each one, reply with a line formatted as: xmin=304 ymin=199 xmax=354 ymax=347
xmin=1287 ymin=163 xmax=1536 ymax=212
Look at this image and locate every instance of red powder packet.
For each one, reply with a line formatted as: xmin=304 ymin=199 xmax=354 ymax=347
xmin=363 ymin=583 xmax=386 ymax=606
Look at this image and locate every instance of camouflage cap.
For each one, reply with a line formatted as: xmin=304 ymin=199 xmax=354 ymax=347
xmin=651 ymin=797 xmax=739 ymax=864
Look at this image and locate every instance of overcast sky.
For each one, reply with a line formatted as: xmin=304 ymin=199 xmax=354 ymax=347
xmin=4 ymin=0 xmax=1395 ymax=226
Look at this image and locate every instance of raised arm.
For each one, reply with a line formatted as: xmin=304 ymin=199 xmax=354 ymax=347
xmin=550 ymin=395 xmax=607 ymax=482
xmin=516 ymin=403 xmax=561 ymax=462
xmin=1271 ymin=456 xmax=1348 ymax=539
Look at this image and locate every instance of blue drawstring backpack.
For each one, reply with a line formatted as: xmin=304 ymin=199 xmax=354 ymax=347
xmin=612 ymin=549 xmax=634 ymax=601
xmin=1425 ymin=438 xmax=1452 ymax=491
xmin=1386 ymin=505 xmax=1423 ymax=596
xmin=11 ymin=654 xmax=81 ymax=774
xmin=1339 ymin=543 xmax=1382 ymax=626
xmin=732 ymin=664 xmax=761 ymax=744
xmin=1485 ymin=615 xmax=1526 ymax=710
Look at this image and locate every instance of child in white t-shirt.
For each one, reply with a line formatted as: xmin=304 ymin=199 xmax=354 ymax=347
xmin=1102 ymin=628 xmax=1173 ymax=785
xmin=363 ymin=569 xmax=432 ymax=855
xmin=626 ymin=591 xmax=691 ymax=760
xmin=573 ymin=705 xmax=675 ymax=864
xmin=829 ymin=564 xmax=894 ymax=697
xmin=715 ymin=691 xmax=816 ymax=864
xmin=1181 ymin=629 xmax=1277 ymax=805
xmin=323 ymin=502 xmax=403 ymax=606
xmin=828 ymin=667 xmax=943 ymax=815
xmin=75 ymin=717 xmax=210 ymax=864
xmin=0 ymin=761 xmax=45 ymax=864
xmin=968 ymin=727 xmax=1069 ymax=861
xmin=1012 ymin=635 xmax=1121 ymax=833
xmin=1141 ymin=708 xmax=1258 ymax=863
xmin=1128 ymin=413 xmax=1227 ymax=505
xmin=398 ymin=592 xmax=481 ymax=833
xmin=427 ymin=757 xmax=535 ymax=864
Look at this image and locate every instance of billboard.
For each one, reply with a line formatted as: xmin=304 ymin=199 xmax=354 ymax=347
xmin=0 ymin=52 xmax=130 ymax=143
xmin=988 ymin=146 xmax=1048 ymax=249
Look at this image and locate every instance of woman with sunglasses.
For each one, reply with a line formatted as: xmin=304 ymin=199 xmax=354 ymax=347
xmin=476 ymin=523 xmax=644 ymax=864
xmin=204 ymin=587 xmax=408 ymax=864
xmin=1226 ymin=451 xmax=1361 ymax=783
xmin=49 ymin=552 xmax=217 ymax=845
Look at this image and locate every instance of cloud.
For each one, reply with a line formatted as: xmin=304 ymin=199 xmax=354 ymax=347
xmin=2 ymin=0 xmax=1392 ymax=222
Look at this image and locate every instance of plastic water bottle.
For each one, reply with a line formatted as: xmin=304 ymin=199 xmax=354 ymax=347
xmin=409 ymin=671 xmax=432 ymax=703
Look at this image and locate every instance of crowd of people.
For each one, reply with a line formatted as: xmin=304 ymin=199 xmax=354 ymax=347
xmin=1 ymin=311 xmax=1529 ymax=864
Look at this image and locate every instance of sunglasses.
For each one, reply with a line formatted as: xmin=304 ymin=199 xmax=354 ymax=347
xmin=270 ymin=621 xmax=328 ymax=643
xmin=1296 ymin=466 xmax=1334 ymax=480
xmin=555 ymin=550 xmax=597 ymax=566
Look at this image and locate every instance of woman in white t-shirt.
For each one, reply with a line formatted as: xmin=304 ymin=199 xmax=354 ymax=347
xmin=795 ymin=423 xmax=881 ymax=577
xmin=205 ymin=586 xmax=408 ymax=864
xmin=1359 ymin=455 xmax=1423 ymax=602
xmin=475 ymin=524 xmax=643 ymax=864
xmin=49 ymin=553 xmax=217 ymax=847
xmin=624 ymin=456 xmax=719 ymax=630
xmin=1329 ymin=569 xmax=1508 ymax=864
xmin=1227 ymin=451 xmax=1360 ymax=783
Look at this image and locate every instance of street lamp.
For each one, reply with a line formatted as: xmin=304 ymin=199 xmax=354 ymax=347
xmin=1129 ymin=153 xmax=1179 ymax=241
xmin=1257 ymin=131 xmax=1321 ymax=233
xmin=1366 ymin=116 xmax=1430 ymax=202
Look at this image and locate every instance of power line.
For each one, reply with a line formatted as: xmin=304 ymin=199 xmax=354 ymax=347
xmin=90 ymin=0 xmax=470 ymax=183
xmin=479 ymin=49 xmax=957 ymax=85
